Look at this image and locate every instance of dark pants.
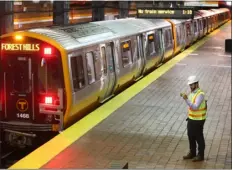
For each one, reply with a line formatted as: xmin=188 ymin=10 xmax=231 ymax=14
xmin=187 ymin=119 xmax=205 ymax=157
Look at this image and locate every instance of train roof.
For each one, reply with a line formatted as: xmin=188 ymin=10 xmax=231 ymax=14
xmin=194 ymin=12 xmax=203 ymax=20
xmin=167 ymin=19 xmax=186 ymax=25
xmin=28 ymin=18 xmax=171 ymax=50
xmin=198 ymin=10 xmax=215 ymax=17
xmin=219 ymin=8 xmax=231 ymax=12
xmin=210 ymin=9 xmax=221 ymax=13
xmin=99 ymin=18 xmax=170 ymax=34
xmin=211 ymin=8 xmax=230 ymax=13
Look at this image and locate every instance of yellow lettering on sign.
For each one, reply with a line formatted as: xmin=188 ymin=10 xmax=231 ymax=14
xmin=1 ymin=43 xmax=40 ymax=51
xmin=16 ymin=99 xmax=28 ymax=112
xmin=139 ymin=9 xmax=176 ymax=15
xmin=183 ymin=10 xmax=192 ymax=15
xmin=138 ymin=9 xmax=144 ymax=14
xmin=157 ymin=10 xmax=175 ymax=14
xmin=19 ymin=101 xmax=27 ymax=110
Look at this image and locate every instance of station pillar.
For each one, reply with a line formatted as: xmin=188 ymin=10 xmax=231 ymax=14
xmin=0 ymin=6 xmax=13 ymax=165
xmin=53 ymin=1 xmax=70 ymax=26
xmin=92 ymin=1 xmax=105 ymax=21
xmin=0 ymin=1 xmax=13 ymax=36
xmin=119 ymin=1 xmax=129 ymax=18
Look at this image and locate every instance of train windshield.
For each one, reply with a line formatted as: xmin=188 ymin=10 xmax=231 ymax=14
xmin=38 ymin=57 xmax=63 ymax=93
xmin=1 ymin=37 xmax=64 ymax=95
xmin=0 ymin=36 xmax=65 ymax=122
xmin=7 ymin=56 xmax=31 ymax=93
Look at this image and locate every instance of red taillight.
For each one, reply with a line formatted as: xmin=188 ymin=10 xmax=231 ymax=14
xmin=44 ymin=47 xmax=52 ymax=55
xmin=45 ymin=96 xmax=53 ymax=104
xmin=40 ymin=94 xmax=59 ymax=105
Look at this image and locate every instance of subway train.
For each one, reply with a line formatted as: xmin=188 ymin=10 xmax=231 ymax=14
xmin=0 ymin=8 xmax=230 ymax=147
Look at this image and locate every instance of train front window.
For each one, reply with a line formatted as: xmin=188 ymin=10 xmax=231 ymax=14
xmin=38 ymin=57 xmax=62 ymax=93
xmin=7 ymin=56 xmax=31 ymax=93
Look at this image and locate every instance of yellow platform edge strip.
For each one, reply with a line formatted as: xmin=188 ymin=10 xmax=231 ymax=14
xmin=9 ymin=21 xmax=230 ymax=169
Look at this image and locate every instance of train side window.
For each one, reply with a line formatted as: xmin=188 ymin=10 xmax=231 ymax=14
xmin=186 ymin=23 xmax=191 ymax=36
xmin=203 ymin=19 xmax=206 ymax=29
xmin=164 ymin=30 xmax=168 ymax=48
xmin=46 ymin=58 xmax=63 ymax=91
xmin=70 ymin=56 xmax=85 ymax=91
xmin=38 ymin=56 xmax=63 ymax=93
xmin=101 ymin=46 xmax=107 ymax=75
xmin=93 ymin=53 xmax=101 ymax=81
xmin=182 ymin=25 xmax=185 ymax=39
xmin=85 ymin=52 xmax=96 ymax=84
xmin=121 ymin=40 xmax=132 ymax=67
xmin=179 ymin=25 xmax=183 ymax=39
xmin=202 ymin=20 xmax=204 ymax=30
xmin=194 ymin=21 xmax=197 ymax=33
xmin=175 ymin=27 xmax=179 ymax=40
xmin=147 ymin=34 xmax=156 ymax=57
xmin=136 ymin=35 xmax=142 ymax=60
xmin=178 ymin=25 xmax=182 ymax=41
xmin=182 ymin=25 xmax=185 ymax=38
xmin=154 ymin=31 xmax=161 ymax=54
xmin=176 ymin=26 xmax=180 ymax=45
xmin=208 ymin=17 xmax=211 ymax=26
xmin=199 ymin=20 xmax=202 ymax=31
xmin=168 ymin=29 xmax=173 ymax=45
xmin=106 ymin=43 xmax=115 ymax=73
xmin=164 ymin=29 xmax=172 ymax=48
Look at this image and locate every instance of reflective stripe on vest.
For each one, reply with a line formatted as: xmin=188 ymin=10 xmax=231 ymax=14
xmin=188 ymin=89 xmax=207 ymax=120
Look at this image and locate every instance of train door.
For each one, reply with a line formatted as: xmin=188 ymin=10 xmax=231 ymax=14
xmin=203 ymin=18 xmax=207 ymax=35
xmin=154 ymin=29 xmax=164 ymax=64
xmin=100 ymin=42 xmax=116 ymax=102
xmin=162 ymin=27 xmax=174 ymax=61
xmin=198 ymin=19 xmax=203 ymax=38
xmin=179 ymin=24 xmax=186 ymax=51
xmin=160 ymin=29 xmax=166 ymax=61
xmin=207 ymin=17 xmax=211 ymax=33
xmin=3 ymin=54 xmax=35 ymax=121
xmin=134 ymin=34 xmax=145 ymax=80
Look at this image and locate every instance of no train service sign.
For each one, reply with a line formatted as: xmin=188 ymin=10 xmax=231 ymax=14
xmin=137 ymin=8 xmax=194 ymax=19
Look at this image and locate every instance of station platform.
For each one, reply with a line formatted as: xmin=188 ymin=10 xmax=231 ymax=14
xmin=10 ymin=21 xmax=231 ymax=169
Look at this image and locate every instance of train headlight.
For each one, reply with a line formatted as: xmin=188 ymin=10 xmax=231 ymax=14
xmin=15 ymin=35 xmax=23 ymax=41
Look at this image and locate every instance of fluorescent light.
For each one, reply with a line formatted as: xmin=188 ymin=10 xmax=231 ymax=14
xmin=226 ymin=1 xmax=232 ymax=6
xmin=32 ymin=0 xmax=40 ymax=3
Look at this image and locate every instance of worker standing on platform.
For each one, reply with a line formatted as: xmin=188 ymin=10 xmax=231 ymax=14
xmin=180 ymin=76 xmax=207 ymax=162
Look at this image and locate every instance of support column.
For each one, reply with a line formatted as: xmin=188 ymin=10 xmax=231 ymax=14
xmin=119 ymin=1 xmax=129 ymax=18
xmin=0 ymin=1 xmax=13 ymax=36
xmin=53 ymin=1 xmax=69 ymax=26
xmin=92 ymin=1 xmax=105 ymax=21
xmin=0 ymin=2 xmax=13 ymax=167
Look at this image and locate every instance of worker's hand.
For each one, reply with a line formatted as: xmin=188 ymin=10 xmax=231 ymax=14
xmin=182 ymin=94 xmax=188 ymax=100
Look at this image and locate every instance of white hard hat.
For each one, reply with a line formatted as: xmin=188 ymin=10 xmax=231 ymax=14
xmin=187 ymin=75 xmax=198 ymax=85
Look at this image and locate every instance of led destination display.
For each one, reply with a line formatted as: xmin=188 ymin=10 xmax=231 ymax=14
xmin=1 ymin=43 xmax=40 ymax=51
xmin=137 ymin=8 xmax=194 ymax=19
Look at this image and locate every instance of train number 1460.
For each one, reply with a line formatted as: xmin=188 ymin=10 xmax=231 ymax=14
xmin=17 ymin=113 xmax=30 ymax=119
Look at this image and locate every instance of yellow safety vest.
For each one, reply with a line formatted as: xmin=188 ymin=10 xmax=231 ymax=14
xmin=188 ymin=88 xmax=207 ymax=120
